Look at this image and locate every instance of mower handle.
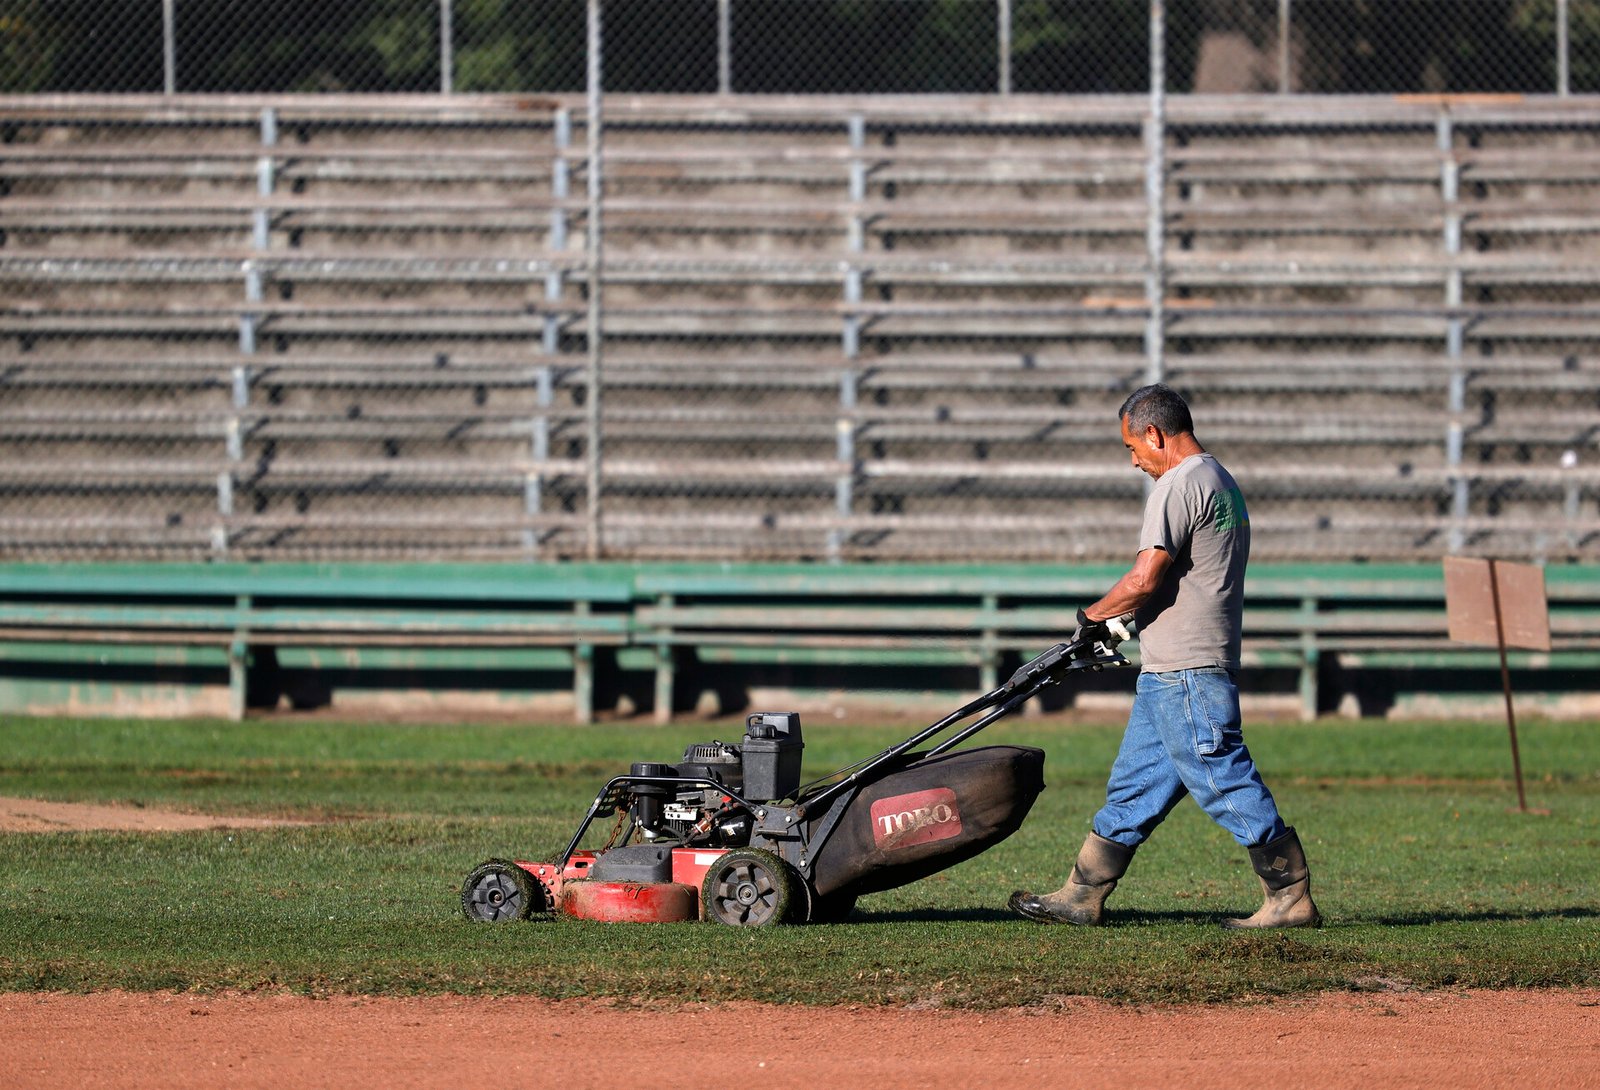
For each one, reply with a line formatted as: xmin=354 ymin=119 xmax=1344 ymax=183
xmin=999 ymin=635 xmax=1127 ymax=693
xmin=793 ymin=637 xmax=1126 ymax=818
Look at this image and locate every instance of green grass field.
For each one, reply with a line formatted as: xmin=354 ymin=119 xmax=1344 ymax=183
xmin=2 ymin=713 xmax=1596 ymax=1006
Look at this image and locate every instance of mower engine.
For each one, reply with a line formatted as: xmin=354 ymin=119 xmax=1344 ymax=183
xmin=630 ymin=713 xmax=804 ymax=847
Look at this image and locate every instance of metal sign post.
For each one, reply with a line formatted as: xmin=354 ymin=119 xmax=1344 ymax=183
xmin=1443 ymin=557 xmax=1551 ymax=813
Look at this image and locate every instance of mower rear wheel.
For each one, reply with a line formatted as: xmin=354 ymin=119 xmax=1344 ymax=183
xmin=701 ymin=848 xmax=795 ymax=927
xmin=460 ymin=858 xmax=545 ymax=923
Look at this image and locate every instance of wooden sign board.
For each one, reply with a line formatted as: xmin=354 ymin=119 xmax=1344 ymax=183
xmin=1443 ymin=556 xmax=1551 ymax=814
xmin=1444 ymin=557 xmax=1551 ymax=652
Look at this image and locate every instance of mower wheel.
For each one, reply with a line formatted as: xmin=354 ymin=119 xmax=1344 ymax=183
xmin=460 ymin=858 xmax=545 ymax=923
xmin=701 ymin=848 xmax=796 ymax=927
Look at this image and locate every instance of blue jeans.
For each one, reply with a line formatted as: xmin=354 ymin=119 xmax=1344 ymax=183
xmin=1092 ymin=667 xmax=1286 ymax=850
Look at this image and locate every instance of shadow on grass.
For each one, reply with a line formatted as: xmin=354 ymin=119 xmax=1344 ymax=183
xmin=851 ymin=907 xmax=1223 ymax=925
xmin=851 ymin=907 xmax=1017 ymax=923
xmin=1363 ymin=907 xmax=1600 ymax=926
xmin=850 ymin=905 xmax=1599 ymax=926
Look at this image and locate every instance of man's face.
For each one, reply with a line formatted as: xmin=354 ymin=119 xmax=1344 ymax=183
xmin=1121 ymin=415 xmax=1164 ymax=479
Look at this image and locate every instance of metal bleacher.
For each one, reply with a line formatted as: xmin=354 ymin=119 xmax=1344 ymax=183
xmin=4 ymin=92 xmax=1600 ymax=564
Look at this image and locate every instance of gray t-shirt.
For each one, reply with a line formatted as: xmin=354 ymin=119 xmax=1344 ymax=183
xmin=1133 ymin=452 xmax=1250 ymax=673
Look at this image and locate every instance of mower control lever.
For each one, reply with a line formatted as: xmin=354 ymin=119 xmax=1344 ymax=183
xmin=1003 ymin=639 xmax=1126 ymax=695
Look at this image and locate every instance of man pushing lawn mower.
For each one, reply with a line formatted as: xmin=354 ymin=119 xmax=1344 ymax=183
xmin=459 ymin=385 xmax=1314 ymax=929
xmin=1008 ymin=383 xmax=1321 ymax=930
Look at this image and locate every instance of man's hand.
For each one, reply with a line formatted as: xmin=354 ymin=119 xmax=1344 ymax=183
xmin=1072 ymin=607 xmax=1109 ymax=647
xmin=1103 ymin=611 xmax=1136 ymax=647
xmin=1074 ymin=608 xmax=1136 ymax=650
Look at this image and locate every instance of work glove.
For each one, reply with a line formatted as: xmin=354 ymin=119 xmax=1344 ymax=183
xmin=1073 ymin=608 xmax=1136 ymax=651
xmin=1103 ymin=610 xmax=1136 ymax=648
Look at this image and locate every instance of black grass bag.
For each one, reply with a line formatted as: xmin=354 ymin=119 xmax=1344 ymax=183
xmin=805 ymin=745 xmax=1046 ymax=899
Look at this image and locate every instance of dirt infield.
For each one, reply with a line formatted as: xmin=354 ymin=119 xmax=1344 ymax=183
xmin=0 ymin=796 xmax=313 ymax=833
xmin=4 ymin=988 xmax=1597 ymax=1090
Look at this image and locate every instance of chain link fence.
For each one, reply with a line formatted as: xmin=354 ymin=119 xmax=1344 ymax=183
xmin=4 ymin=2 xmax=1600 ymax=562
xmin=9 ymin=1 xmax=1600 ymax=95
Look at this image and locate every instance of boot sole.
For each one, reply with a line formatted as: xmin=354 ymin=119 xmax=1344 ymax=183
xmin=1007 ymin=891 xmax=1100 ymax=926
xmin=1219 ymin=914 xmax=1323 ymax=930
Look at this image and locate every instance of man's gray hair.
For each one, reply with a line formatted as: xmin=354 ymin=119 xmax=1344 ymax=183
xmin=1119 ymin=383 xmax=1194 ymax=436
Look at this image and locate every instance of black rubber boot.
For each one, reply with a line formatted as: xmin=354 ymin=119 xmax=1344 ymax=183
xmin=1008 ymin=833 xmax=1135 ymax=926
xmin=1221 ymin=826 xmax=1322 ymax=929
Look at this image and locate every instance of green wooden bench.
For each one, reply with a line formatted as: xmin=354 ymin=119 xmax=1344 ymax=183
xmin=0 ymin=563 xmax=632 ymax=722
xmin=634 ymin=563 xmax=1600 ymax=721
xmin=5 ymin=561 xmax=1598 ymax=722
xmin=1239 ymin=565 xmax=1600 ymax=715
xmin=633 ymin=564 xmax=1120 ymax=722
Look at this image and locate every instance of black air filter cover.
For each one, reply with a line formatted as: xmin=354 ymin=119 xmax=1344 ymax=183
xmin=678 ymin=741 xmax=743 ymax=794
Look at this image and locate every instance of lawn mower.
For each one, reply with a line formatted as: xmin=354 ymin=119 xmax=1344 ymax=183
xmin=460 ymin=635 xmax=1127 ymax=926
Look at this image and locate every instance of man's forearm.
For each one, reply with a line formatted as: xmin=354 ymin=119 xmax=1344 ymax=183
xmin=1084 ymin=574 xmax=1152 ymax=621
xmin=1083 ymin=547 xmax=1170 ymax=621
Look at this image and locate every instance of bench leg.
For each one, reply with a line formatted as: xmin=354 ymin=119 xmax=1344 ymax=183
xmin=654 ymin=645 xmax=675 ymax=725
xmin=228 ymin=640 xmax=248 ymax=722
xmin=573 ymin=643 xmax=594 ymax=725
xmin=979 ymin=643 xmax=999 ymax=694
xmin=1298 ymin=597 xmax=1320 ymax=722
xmin=1299 ymin=647 xmax=1319 ymax=722
xmin=979 ymin=608 xmax=999 ymax=693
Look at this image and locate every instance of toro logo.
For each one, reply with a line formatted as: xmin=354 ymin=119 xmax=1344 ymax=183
xmin=869 ymin=787 xmax=962 ymax=851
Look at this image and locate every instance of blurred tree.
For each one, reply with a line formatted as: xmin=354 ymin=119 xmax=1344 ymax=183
xmin=453 ymin=0 xmax=584 ymax=92
xmin=177 ymin=0 xmax=436 ymax=93
xmin=1295 ymin=0 xmax=1552 ymax=94
xmin=1012 ymin=0 xmax=1151 ymax=93
xmin=603 ymin=0 xmax=717 ymax=93
xmin=6 ymin=0 xmax=160 ymax=92
xmin=733 ymin=0 xmax=994 ymax=93
xmin=1 ymin=1 xmax=54 ymax=92
xmin=1509 ymin=0 xmax=1600 ymax=92
xmin=0 ymin=0 xmax=1588 ymax=96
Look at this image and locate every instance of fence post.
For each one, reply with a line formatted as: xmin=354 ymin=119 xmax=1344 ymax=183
xmin=1440 ymin=112 xmax=1468 ymax=554
xmin=585 ymin=0 xmax=605 ymax=560
xmin=998 ymin=0 xmax=1012 ymax=95
xmin=718 ymin=0 xmax=733 ymax=93
xmin=1143 ymin=0 xmax=1167 ymax=387
xmin=1277 ymin=0 xmax=1292 ymax=93
xmin=834 ymin=114 xmax=868 ymax=563
xmin=440 ymin=0 xmax=455 ymax=93
xmin=162 ymin=0 xmax=177 ymax=94
xmin=1558 ymin=0 xmax=1571 ymax=97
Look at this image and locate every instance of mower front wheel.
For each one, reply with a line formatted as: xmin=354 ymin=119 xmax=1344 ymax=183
xmin=701 ymin=848 xmax=796 ymax=926
xmin=460 ymin=858 xmax=547 ymax=923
